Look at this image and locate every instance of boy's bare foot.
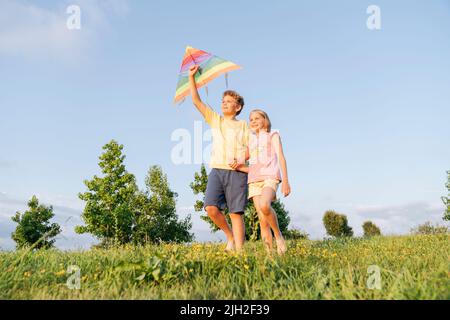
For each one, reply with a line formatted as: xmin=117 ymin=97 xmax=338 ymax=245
xmin=276 ymin=237 xmax=287 ymax=255
xmin=263 ymin=240 xmax=272 ymax=254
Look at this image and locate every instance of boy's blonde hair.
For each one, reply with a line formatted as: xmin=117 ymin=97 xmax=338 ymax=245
xmin=223 ymin=90 xmax=244 ymax=116
xmin=250 ymin=109 xmax=272 ymax=132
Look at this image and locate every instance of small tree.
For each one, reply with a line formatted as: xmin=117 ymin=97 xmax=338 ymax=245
xmin=323 ymin=210 xmax=353 ymax=238
xmin=190 ymin=164 xmax=291 ymax=241
xmin=11 ymin=196 xmax=61 ymax=249
xmin=133 ymin=166 xmax=194 ymax=244
xmin=442 ymin=170 xmax=450 ymax=221
xmin=76 ymin=141 xmax=193 ymax=246
xmin=362 ymin=221 xmax=381 ymax=237
xmin=76 ymin=140 xmax=138 ymax=246
xmin=411 ymin=221 xmax=449 ymax=235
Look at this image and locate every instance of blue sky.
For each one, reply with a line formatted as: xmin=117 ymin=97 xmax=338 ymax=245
xmin=1 ymin=0 xmax=449 ymax=250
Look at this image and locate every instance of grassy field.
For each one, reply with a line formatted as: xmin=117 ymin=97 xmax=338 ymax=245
xmin=1 ymin=234 xmax=449 ymax=300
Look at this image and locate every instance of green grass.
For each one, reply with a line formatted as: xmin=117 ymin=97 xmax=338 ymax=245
xmin=1 ymin=234 xmax=449 ymax=299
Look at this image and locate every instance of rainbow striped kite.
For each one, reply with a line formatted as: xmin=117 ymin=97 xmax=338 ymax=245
xmin=174 ymin=46 xmax=241 ymax=104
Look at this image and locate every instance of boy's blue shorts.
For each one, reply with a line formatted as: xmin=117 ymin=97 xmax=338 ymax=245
xmin=204 ymin=168 xmax=248 ymax=214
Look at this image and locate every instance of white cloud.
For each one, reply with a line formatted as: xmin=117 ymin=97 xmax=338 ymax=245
xmin=0 ymin=160 xmax=15 ymax=168
xmin=352 ymin=201 xmax=446 ymax=235
xmin=0 ymin=237 xmax=15 ymax=251
xmin=0 ymin=0 xmax=129 ymax=61
xmin=285 ymin=200 xmax=447 ymax=239
xmin=177 ymin=205 xmax=195 ymax=212
xmin=354 ymin=202 xmax=443 ymax=220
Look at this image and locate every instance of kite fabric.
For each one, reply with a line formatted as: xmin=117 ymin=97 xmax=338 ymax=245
xmin=173 ymin=46 xmax=241 ymax=104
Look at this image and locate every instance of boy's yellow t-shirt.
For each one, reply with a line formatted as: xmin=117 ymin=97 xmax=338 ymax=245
xmin=203 ymin=107 xmax=249 ymax=170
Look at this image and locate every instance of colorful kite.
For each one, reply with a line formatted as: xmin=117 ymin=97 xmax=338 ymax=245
xmin=173 ymin=46 xmax=241 ymax=104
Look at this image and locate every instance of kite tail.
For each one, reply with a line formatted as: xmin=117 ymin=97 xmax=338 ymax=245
xmin=204 ymin=86 xmax=212 ymax=108
xmin=225 ymin=73 xmax=229 ymax=88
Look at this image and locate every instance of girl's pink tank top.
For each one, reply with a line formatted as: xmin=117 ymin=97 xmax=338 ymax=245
xmin=248 ymin=131 xmax=282 ymax=183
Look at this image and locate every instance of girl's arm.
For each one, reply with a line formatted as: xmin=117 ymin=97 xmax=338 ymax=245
xmin=236 ymin=164 xmax=249 ymax=173
xmin=272 ymin=133 xmax=291 ymax=197
xmin=239 ymin=146 xmax=250 ymax=172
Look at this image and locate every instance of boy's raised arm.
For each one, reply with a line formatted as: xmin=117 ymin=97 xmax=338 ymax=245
xmin=189 ymin=65 xmax=210 ymax=118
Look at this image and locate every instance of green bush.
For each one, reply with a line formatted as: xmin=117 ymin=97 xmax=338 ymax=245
xmin=284 ymin=228 xmax=309 ymax=240
xmin=362 ymin=221 xmax=381 ymax=237
xmin=323 ymin=210 xmax=353 ymax=238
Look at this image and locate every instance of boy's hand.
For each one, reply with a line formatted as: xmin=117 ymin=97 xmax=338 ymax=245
xmin=189 ymin=65 xmax=200 ymax=78
xmin=229 ymin=159 xmax=249 ymax=173
xmin=282 ymin=181 xmax=291 ymax=197
xmin=229 ymin=159 xmax=239 ymax=170
xmin=188 ymin=64 xmax=208 ymax=116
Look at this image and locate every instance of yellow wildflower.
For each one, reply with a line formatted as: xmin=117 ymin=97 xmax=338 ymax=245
xmin=55 ymin=270 xmax=65 ymax=276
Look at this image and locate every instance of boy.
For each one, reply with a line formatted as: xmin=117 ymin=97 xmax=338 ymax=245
xmin=189 ymin=65 xmax=249 ymax=252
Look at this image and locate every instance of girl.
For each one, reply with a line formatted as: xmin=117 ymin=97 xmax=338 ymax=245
xmin=231 ymin=109 xmax=291 ymax=255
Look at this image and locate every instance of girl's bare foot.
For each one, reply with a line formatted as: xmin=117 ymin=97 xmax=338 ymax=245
xmin=225 ymin=239 xmax=235 ymax=252
xmin=276 ymin=237 xmax=287 ymax=255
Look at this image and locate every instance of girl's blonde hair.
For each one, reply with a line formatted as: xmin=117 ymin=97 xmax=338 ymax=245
xmin=250 ymin=109 xmax=272 ymax=132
